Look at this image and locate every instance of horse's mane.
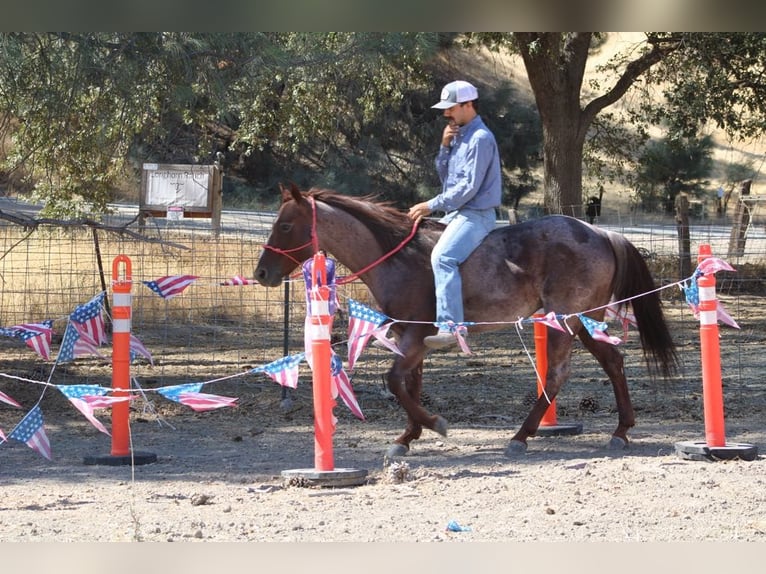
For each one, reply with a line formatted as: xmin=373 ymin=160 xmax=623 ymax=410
xmin=306 ymin=187 xmax=439 ymax=253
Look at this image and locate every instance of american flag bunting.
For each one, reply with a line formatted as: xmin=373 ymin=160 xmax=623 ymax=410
xmin=220 ymin=275 xmax=257 ymax=286
xmin=331 ymin=353 xmax=364 ymax=420
xmin=0 ymin=389 xmax=21 ymax=408
xmin=578 ymin=314 xmax=622 ymax=345
xmin=346 ymin=299 xmax=390 ymax=370
xmin=8 ymin=405 xmax=52 ymax=460
xmin=70 ymin=292 xmax=107 ymax=345
xmin=129 ymin=334 xmax=154 ymax=365
xmin=57 ymin=322 xmax=104 ymax=363
xmin=176 ymin=392 xmax=238 ymax=412
xmin=142 ymin=275 xmax=199 ymax=299
xmin=57 ymin=385 xmax=114 ymax=435
xmin=0 ymin=320 xmax=54 ymax=360
xmin=254 ymin=353 xmax=304 ymax=389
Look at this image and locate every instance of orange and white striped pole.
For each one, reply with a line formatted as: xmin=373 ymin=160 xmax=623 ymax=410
xmin=110 ymin=255 xmax=132 ymax=457
xmin=696 ymin=244 xmax=726 ymax=447
xmin=308 ymin=252 xmax=335 ymax=471
xmin=675 ymin=244 xmax=757 ymax=461
xmin=84 ymin=256 xmax=156 ymax=466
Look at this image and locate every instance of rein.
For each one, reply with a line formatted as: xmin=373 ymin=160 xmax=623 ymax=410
xmin=262 ymin=195 xmax=419 ymax=284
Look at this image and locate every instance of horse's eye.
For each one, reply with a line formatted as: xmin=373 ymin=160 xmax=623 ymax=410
xmin=279 ymin=222 xmax=293 ymax=233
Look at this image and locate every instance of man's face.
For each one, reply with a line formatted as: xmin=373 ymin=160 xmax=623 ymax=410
xmin=443 ymin=102 xmax=472 ymax=126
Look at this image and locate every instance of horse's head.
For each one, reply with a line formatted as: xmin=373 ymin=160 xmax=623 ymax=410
xmin=254 ymin=182 xmax=315 ymax=287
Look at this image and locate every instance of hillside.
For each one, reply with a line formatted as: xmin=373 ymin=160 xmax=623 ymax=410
xmin=450 ymin=33 xmax=765 ymax=214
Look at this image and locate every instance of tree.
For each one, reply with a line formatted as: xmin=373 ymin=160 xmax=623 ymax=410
xmin=635 ymin=134 xmax=714 ymax=212
xmin=0 ymin=33 xmax=442 ymax=215
xmin=0 ymin=33 xmax=281 ymax=217
xmin=465 ymin=33 xmax=766 ymax=216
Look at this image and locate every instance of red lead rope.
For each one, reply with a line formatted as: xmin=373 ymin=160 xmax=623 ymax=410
xmin=262 ymin=196 xmax=420 ymax=284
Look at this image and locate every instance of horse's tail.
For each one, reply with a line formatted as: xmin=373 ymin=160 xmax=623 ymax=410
xmin=606 ymin=231 xmax=679 ymax=379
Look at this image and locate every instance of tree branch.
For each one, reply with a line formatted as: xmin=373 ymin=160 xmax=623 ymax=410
xmin=582 ymin=34 xmax=684 ymax=125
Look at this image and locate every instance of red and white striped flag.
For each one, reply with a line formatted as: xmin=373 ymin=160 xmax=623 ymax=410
xmin=142 ymin=275 xmax=199 ymax=299
xmin=220 ymin=275 xmax=257 ymax=286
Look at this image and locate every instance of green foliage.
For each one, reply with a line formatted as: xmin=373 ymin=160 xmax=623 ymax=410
xmin=645 ymin=33 xmax=766 ymax=140
xmin=634 ymin=134 xmax=714 ymax=212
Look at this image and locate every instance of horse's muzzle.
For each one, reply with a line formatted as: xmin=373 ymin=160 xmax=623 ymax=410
xmin=254 ymin=265 xmax=282 ymax=287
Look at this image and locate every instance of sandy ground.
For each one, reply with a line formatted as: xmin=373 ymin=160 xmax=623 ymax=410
xmin=2 ymin=418 xmax=764 ymax=544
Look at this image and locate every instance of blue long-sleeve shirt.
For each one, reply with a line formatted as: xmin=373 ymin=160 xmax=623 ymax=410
xmin=427 ymin=115 xmax=502 ymax=214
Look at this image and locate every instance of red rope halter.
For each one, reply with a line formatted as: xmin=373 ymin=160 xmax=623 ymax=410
xmin=262 ymin=195 xmax=420 ymax=284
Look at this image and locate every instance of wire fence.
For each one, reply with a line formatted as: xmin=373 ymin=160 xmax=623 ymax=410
xmin=0 ymin=203 xmax=764 ymax=418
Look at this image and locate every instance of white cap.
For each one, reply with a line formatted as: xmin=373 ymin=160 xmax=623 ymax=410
xmin=431 ymin=80 xmax=479 ymax=109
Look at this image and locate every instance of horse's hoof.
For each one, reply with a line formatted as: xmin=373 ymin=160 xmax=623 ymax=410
xmin=385 ymin=443 xmax=409 ymax=460
xmin=504 ymin=440 xmax=527 ymax=458
xmin=279 ymin=397 xmax=294 ymax=412
xmin=608 ymin=436 xmax=628 ymax=450
xmin=433 ymin=416 xmax=448 ymax=437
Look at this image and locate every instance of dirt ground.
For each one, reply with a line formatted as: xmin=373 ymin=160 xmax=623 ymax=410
xmin=1 ymin=295 xmax=765 ymax=544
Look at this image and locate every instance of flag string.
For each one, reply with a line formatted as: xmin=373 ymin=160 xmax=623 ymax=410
xmin=0 ymin=259 xmax=736 ymax=458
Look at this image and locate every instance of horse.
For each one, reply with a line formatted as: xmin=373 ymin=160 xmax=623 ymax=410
xmin=255 ymin=183 xmax=678 ymax=459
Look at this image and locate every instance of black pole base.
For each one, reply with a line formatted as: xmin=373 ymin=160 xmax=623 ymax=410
xmin=675 ymin=441 xmax=758 ymax=462
xmin=83 ymin=451 xmax=158 ymax=466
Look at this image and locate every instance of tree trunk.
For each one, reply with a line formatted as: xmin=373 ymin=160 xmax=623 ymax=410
xmin=516 ymin=33 xmax=591 ymax=217
xmin=513 ymin=33 xmax=677 ymax=218
xmin=540 ymin=116 xmax=587 ymax=216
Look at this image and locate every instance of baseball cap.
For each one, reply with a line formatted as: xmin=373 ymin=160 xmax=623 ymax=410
xmin=431 ymin=80 xmax=479 ymax=109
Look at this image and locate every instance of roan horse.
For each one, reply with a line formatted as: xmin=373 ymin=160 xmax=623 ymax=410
xmin=255 ymin=183 xmax=678 ymax=458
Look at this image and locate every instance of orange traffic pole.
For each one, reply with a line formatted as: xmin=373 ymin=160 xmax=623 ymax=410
xmin=674 ymin=245 xmax=756 ymax=461
xmin=696 ymin=244 xmax=726 ymax=447
xmin=533 ymin=313 xmax=558 ymax=427
xmin=308 ymin=252 xmax=335 ymax=471
xmin=110 ymin=255 xmax=132 ymax=457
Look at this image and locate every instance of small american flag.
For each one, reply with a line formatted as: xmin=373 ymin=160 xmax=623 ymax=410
xmin=142 ymin=275 xmax=199 ymax=299
xmin=129 ymin=334 xmax=154 ymax=365
xmin=57 ymin=322 xmax=104 ymax=363
xmin=578 ymin=314 xmax=622 ymax=346
xmin=0 ymin=320 xmax=55 ymax=360
xmin=57 ymin=385 xmax=114 ymax=435
xmin=220 ymin=275 xmax=256 ymax=286
xmin=346 ymin=299 xmax=390 ymax=370
xmin=176 ymin=392 xmax=238 ymax=412
xmin=157 ymin=383 xmax=203 ymax=402
xmin=8 ymin=405 xmax=52 ymax=460
xmin=70 ymin=292 xmax=107 ymax=345
xmin=331 ymin=353 xmax=364 ymax=420
xmin=254 ymin=353 xmax=304 ymax=389
xmin=533 ymin=312 xmax=566 ymax=333
xmin=0 ymin=389 xmax=21 ymax=408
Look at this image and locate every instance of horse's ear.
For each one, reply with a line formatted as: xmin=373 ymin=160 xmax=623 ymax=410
xmin=279 ymin=181 xmax=304 ymax=204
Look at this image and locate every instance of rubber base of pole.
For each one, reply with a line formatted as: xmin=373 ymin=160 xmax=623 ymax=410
xmin=536 ymin=422 xmax=584 ymax=437
xmin=674 ymin=441 xmax=758 ymax=462
xmin=83 ymin=451 xmax=158 ymax=466
xmin=281 ymin=468 xmax=368 ymax=488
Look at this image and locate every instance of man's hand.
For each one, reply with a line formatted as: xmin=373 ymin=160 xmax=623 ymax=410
xmin=441 ymin=121 xmax=458 ymax=147
xmin=408 ymin=202 xmax=432 ymax=223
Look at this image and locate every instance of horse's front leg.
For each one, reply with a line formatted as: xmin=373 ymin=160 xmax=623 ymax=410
xmin=385 ymin=352 xmax=447 ymax=459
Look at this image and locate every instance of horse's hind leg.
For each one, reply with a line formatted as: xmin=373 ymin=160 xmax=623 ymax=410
xmin=506 ymin=331 xmax=573 ymax=456
xmin=578 ymin=332 xmax=633 ymax=449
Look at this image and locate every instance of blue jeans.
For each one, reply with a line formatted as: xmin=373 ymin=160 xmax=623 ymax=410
xmin=431 ymin=208 xmax=496 ymax=325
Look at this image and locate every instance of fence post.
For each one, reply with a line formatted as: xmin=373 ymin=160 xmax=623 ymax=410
xmin=84 ymin=255 xmax=156 ymax=466
xmin=674 ymin=245 xmax=757 ymax=462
